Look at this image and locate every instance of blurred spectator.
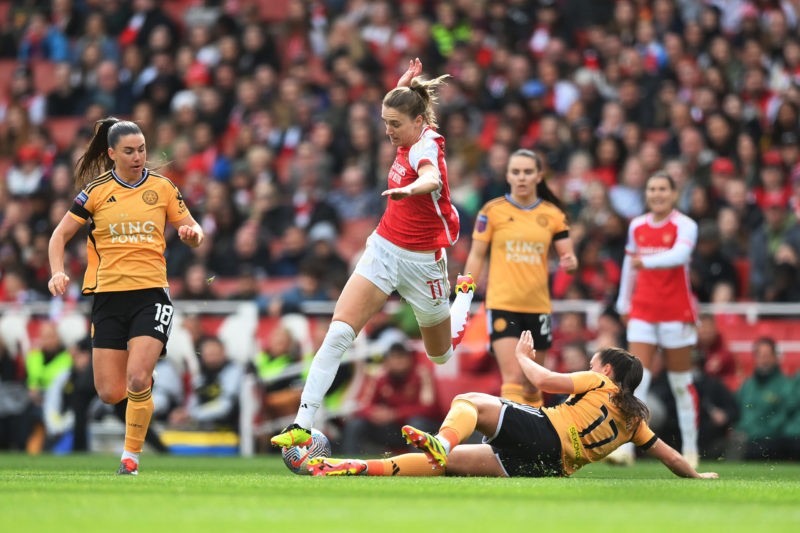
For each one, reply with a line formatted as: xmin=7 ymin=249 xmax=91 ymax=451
xmin=169 ymin=336 xmax=243 ymax=432
xmin=0 ymin=337 xmax=32 ymax=450
xmin=24 ymin=321 xmax=72 ymax=453
xmin=306 ymin=221 xmax=349 ymax=289
xmin=609 ymin=156 xmax=647 ymax=219
xmin=734 ymin=337 xmax=793 ymax=460
xmin=342 ymin=341 xmax=438 ymax=455
xmin=269 ymin=225 xmax=309 ymax=277
xmin=17 ymin=12 xmax=70 ymax=62
xmin=552 ymin=237 xmax=621 ymax=304
xmin=42 ymin=336 xmax=96 ymax=452
xmin=151 ymin=357 xmax=185 ymax=427
xmin=6 ymin=143 xmax=47 ymax=197
xmin=749 ymin=196 xmax=800 ymax=300
xmin=177 ymin=261 xmax=217 ymax=301
xmin=252 ymin=325 xmax=304 ymax=422
xmin=695 ymin=314 xmax=738 ymax=391
xmin=327 ymin=165 xmax=382 ymax=221
xmin=690 ymin=220 xmax=738 ymax=303
xmin=267 ymin=258 xmax=329 ymax=317
xmin=784 ymin=374 xmax=800 ymax=461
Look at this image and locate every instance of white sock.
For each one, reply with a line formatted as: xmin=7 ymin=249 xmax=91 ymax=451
xmin=435 ymin=434 xmax=452 ymax=455
xmin=450 ymin=289 xmax=473 ymax=345
xmin=428 ymin=346 xmax=453 ymax=365
xmin=295 ymin=320 xmax=356 ymax=429
xmin=634 ymin=368 xmax=652 ymax=404
xmin=121 ymin=450 xmax=140 ymax=464
xmin=667 ymin=371 xmax=699 ymax=456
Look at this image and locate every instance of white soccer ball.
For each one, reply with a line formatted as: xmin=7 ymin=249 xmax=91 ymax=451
xmin=281 ymin=428 xmax=331 ymax=475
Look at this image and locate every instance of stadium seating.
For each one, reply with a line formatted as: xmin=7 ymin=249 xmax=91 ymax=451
xmin=46 ymin=117 xmax=86 ymax=152
xmin=0 ymin=59 xmax=17 ymax=100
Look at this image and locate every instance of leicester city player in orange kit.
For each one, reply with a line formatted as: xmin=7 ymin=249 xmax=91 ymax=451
xmin=48 ymin=117 xmax=204 ymax=475
xmin=308 ymin=331 xmax=719 ymax=480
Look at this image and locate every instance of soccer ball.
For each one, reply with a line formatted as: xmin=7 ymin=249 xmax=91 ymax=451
xmin=281 ymin=428 xmax=331 ymax=475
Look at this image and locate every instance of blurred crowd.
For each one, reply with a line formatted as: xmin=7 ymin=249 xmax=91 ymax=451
xmin=2 ymin=0 xmax=800 ymax=457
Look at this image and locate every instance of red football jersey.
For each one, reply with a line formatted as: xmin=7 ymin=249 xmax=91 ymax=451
xmin=621 ymin=210 xmax=697 ymax=323
xmin=375 ymin=127 xmax=460 ymax=250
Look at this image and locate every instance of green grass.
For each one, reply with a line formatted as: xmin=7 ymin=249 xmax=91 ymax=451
xmin=1 ymin=454 xmax=799 ymax=532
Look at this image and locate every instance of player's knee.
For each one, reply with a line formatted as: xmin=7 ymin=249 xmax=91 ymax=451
xmin=427 ymin=346 xmax=453 ymax=365
xmin=95 ymin=382 xmax=125 ymax=404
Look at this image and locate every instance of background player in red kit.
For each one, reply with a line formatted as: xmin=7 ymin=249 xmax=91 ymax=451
xmin=614 ymin=172 xmax=699 ymax=468
xmin=272 ymin=59 xmax=475 ymax=448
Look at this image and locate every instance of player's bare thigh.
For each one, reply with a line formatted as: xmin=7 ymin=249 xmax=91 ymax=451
xmin=331 ymin=273 xmax=391 ymax=333
xmin=446 ymin=444 xmax=507 ymax=477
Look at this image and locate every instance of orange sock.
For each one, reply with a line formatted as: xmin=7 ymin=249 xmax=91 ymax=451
xmin=500 ymin=383 xmax=526 ymax=404
xmin=437 ymin=398 xmax=478 ymax=450
xmin=124 ymin=387 xmax=154 ymax=454
xmin=365 ymin=454 xmax=445 ymax=477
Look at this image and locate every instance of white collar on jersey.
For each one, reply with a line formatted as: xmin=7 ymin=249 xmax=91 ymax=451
xmin=111 ymin=167 xmax=149 ymax=188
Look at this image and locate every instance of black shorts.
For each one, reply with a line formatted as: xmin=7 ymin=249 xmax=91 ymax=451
xmin=484 ymin=398 xmax=563 ymax=477
xmin=91 ymin=288 xmax=173 ymax=353
xmin=487 ymin=309 xmax=552 ymax=349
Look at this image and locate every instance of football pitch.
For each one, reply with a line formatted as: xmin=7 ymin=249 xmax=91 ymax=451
xmin=1 ymin=454 xmax=799 ymax=532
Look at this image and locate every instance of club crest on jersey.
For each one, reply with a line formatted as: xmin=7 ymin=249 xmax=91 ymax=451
xmin=142 ymin=190 xmax=158 ymax=205
xmin=475 ymin=214 xmax=488 ymax=233
xmin=537 ymin=214 xmax=549 ymax=228
xmin=75 ymin=191 xmax=88 ymax=206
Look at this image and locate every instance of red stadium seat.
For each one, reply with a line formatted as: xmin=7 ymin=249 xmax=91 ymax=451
xmin=0 ymin=59 xmax=17 ymax=100
xmin=31 ymin=60 xmax=58 ymax=94
xmin=46 ymin=117 xmax=86 ymax=151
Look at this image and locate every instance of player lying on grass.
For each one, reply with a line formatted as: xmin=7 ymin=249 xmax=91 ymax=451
xmin=308 ymin=330 xmax=719 ymax=479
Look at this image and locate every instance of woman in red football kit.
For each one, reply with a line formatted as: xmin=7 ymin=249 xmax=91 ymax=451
xmin=272 ymin=59 xmax=475 ymax=448
xmin=613 ymin=171 xmax=699 ymax=467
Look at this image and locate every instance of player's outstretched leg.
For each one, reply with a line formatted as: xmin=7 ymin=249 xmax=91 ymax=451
xmin=307 ymin=458 xmax=367 ymax=476
xmin=401 ymin=425 xmax=448 ymax=467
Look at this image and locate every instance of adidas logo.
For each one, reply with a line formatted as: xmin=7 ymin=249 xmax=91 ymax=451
xmin=154 ymin=324 xmax=165 ymax=333
xmin=107 ymin=196 xmax=117 ymax=203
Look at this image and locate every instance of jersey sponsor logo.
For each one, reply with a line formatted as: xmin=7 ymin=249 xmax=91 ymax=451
xmin=108 ymin=220 xmax=158 ymax=244
xmin=568 ymin=426 xmax=583 ymax=460
xmin=107 ymin=195 xmax=117 ymax=203
xmin=475 ymin=214 xmax=488 ymax=233
xmin=75 ymin=191 xmax=89 ymax=206
xmin=389 ymin=160 xmax=406 ymax=184
xmin=505 ymin=240 xmax=546 ymax=264
xmin=142 ymin=190 xmax=158 ymax=205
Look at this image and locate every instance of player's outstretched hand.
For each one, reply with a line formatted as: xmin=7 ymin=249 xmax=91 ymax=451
xmin=515 ymin=330 xmax=536 ymax=361
xmin=382 ymin=186 xmax=413 ymax=200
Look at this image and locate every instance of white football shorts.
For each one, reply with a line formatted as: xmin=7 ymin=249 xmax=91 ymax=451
xmin=626 ymin=318 xmax=697 ymax=349
xmin=353 ymin=232 xmax=451 ymax=327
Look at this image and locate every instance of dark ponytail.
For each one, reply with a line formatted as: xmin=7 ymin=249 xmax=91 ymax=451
xmin=74 ymin=117 xmax=143 ymax=190
xmin=510 ymin=149 xmax=565 ymax=212
xmin=598 ymin=347 xmax=649 ymax=429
